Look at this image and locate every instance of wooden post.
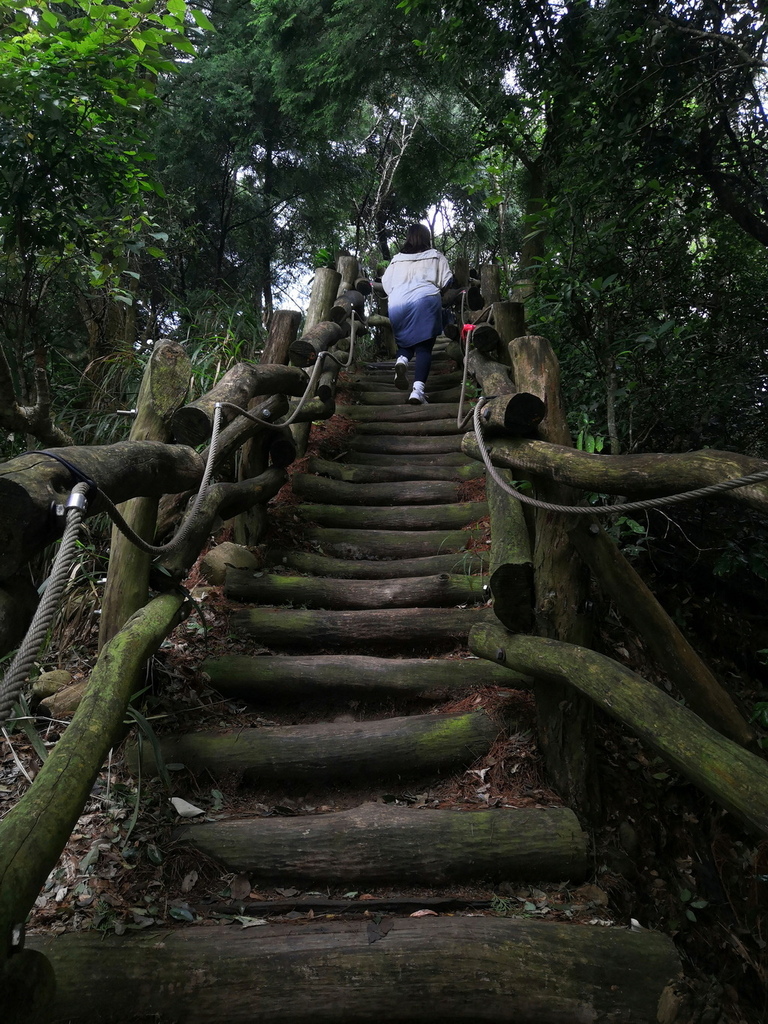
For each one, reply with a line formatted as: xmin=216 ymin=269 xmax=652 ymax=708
xmin=480 ymin=264 xmax=502 ymax=304
xmin=260 ymin=310 xmax=301 ymax=365
xmin=509 ymin=334 xmax=599 ymax=819
xmin=305 ymin=268 xmax=341 ymax=331
xmin=98 ymin=341 xmax=189 ymax=648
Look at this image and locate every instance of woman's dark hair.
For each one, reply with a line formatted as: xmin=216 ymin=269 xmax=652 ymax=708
xmin=400 ymin=223 xmax=432 ymax=254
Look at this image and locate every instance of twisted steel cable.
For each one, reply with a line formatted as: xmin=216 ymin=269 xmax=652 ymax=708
xmin=0 ymin=483 xmax=89 ymax=725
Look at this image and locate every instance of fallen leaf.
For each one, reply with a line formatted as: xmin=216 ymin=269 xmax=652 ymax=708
xmin=234 ymin=916 xmax=267 ymax=928
xmin=367 ymin=916 xmax=394 ymax=944
xmin=410 ymin=909 xmax=438 ymax=918
xmin=230 ymin=874 xmax=251 ymax=900
xmin=170 ymin=797 xmax=205 ymax=818
xmin=181 ymin=871 xmax=199 ymax=894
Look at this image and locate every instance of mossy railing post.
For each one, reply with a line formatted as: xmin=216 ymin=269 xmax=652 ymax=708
xmin=508 ymin=334 xmax=600 ymax=820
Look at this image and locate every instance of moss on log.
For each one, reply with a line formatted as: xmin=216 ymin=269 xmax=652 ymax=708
xmin=201 ymin=653 xmax=529 ymax=699
xmin=0 ymin=592 xmax=187 ymax=976
xmin=265 ymin=548 xmax=488 ymax=579
xmin=231 ymin=606 xmax=495 ymax=648
xmin=294 ymin=502 xmax=488 ymax=531
xmin=299 ymin=526 xmax=485 ymax=559
xmin=225 ymin=570 xmax=488 ymax=609
xmin=131 ymin=710 xmax=498 ymax=782
xmin=27 ymin=916 xmax=682 ymax=1024
xmin=292 ymin=472 xmax=460 ymax=505
xmin=470 ymin=623 xmax=768 ymax=839
xmin=176 ymin=802 xmax=588 ymax=884
xmin=461 ymin=434 xmax=768 ymax=515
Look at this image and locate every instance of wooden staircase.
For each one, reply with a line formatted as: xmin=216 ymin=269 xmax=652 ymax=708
xmin=29 ymin=355 xmax=683 ymax=1022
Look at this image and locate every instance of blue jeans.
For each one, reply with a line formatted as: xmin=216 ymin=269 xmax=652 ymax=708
xmin=396 ymin=338 xmax=435 ymax=384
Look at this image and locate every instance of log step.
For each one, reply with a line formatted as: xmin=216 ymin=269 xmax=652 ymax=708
xmin=346 ymin=435 xmax=465 ymax=454
xmin=354 ymin=386 xmax=463 ymax=405
xmin=176 ymin=803 xmax=589 ymax=884
xmin=200 ymin=653 xmax=530 ymax=698
xmin=230 ymin=606 xmax=495 ymax=648
xmin=28 ymin=917 xmax=681 ymax=1024
xmin=299 ymin=526 xmax=486 ymax=559
xmin=130 ymin=710 xmax=499 ymax=783
xmin=307 ymin=456 xmax=483 ymax=483
xmin=354 ymin=417 xmax=464 ymax=436
xmin=225 ymin=570 xmax=488 ymax=609
xmin=265 ymin=549 xmax=489 ymax=579
xmin=336 ymin=402 xmax=463 ymax=421
xmin=294 ymin=502 xmax=487 ymax=531
xmin=292 ymin=472 xmax=462 ymax=505
xmin=339 ymin=450 xmax=475 ymax=466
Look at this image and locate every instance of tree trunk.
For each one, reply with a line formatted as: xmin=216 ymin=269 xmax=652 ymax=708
xmin=0 ymin=442 xmax=203 ymax=580
xmin=200 ymin=653 xmax=527 ymax=699
xmin=469 ymin=624 xmax=768 ymax=840
xmin=0 ymin=592 xmax=187 ymax=983
xmin=225 ymin=570 xmax=487 ymax=609
xmin=0 ymin=575 xmax=39 ymax=658
xmin=26 ymin=916 xmax=681 ymax=1024
xmin=231 ymin=606 xmax=495 ymax=649
xmin=130 ymin=711 xmax=498 ymax=783
xmin=99 ymin=341 xmax=190 ymax=648
xmin=264 ymin=549 xmax=488 ymax=580
xmin=568 ymin=519 xmax=754 ymax=748
xmin=260 ymin=310 xmax=301 ymax=365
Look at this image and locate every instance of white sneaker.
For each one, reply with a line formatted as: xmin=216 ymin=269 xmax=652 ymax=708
xmin=394 ymin=356 xmax=409 ymax=390
xmin=408 ymin=387 xmax=428 ymax=405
